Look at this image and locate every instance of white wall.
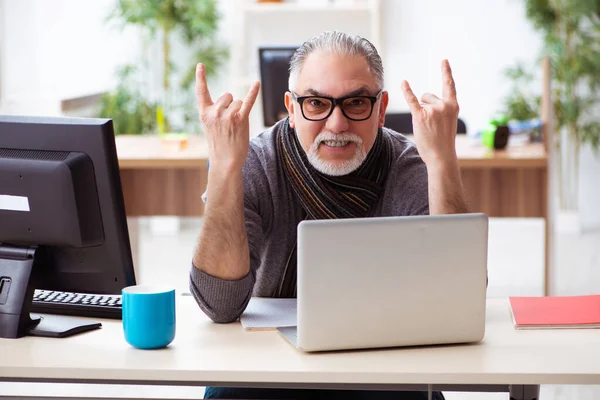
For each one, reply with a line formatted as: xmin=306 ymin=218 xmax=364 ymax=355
xmin=1 ymin=0 xmax=544 ymax=133
xmin=381 ymin=0 xmax=543 ymax=134
xmin=0 ymin=0 xmax=235 ymax=131
xmin=0 ymin=0 xmax=142 ymax=115
xmin=0 ymin=0 xmax=6 ymax=108
xmin=579 ymin=145 xmax=600 ymax=231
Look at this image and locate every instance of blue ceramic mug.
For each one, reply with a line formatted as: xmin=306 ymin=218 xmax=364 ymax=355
xmin=122 ymin=285 xmax=176 ymax=349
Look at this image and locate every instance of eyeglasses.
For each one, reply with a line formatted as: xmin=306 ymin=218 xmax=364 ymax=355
xmin=291 ymin=90 xmax=382 ymax=122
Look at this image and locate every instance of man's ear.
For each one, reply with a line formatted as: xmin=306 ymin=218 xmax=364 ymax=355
xmin=284 ymin=91 xmax=296 ymax=128
xmin=378 ymin=91 xmax=389 ymax=128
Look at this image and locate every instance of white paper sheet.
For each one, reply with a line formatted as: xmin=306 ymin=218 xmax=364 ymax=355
xmin=240 ymin=298 xmax=297 ymax=331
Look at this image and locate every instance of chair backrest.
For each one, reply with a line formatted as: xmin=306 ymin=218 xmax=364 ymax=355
xmin=384 ymin=112 xmax=467 ymax=134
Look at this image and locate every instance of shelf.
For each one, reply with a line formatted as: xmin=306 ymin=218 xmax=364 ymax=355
xmin=244 ymin=1 xmax=374 ymax=13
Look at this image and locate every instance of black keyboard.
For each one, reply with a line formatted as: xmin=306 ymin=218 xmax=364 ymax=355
xmin=31 ymin=290 xmax=122 ymax=320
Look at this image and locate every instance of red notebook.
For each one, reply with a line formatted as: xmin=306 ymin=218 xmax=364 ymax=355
xmin=509 ymin=295 xmax=600 ymax=329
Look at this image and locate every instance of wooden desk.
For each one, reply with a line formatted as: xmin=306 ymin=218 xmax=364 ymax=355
xmin=116 ymin=133 xmax=551 ymax=295
xmin=3 ymin=297 xmax=600 ymax=400
xmin=116 ymin=135 xmax=209 ymax=217
xmin=116 ymin=134 xmax=548 ymax=219
xmin=453 ymin=135 xmax=548 ymax=219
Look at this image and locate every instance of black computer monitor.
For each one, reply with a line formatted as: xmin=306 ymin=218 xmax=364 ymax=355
xmin=0 ymin=115 xmax=136 ymax=338
xmin=258 ymin=47 xmax=297 ymax=127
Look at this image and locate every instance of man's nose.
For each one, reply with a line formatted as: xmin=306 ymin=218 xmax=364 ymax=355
xmin=325 ymin=105 xmax=350 ymax=133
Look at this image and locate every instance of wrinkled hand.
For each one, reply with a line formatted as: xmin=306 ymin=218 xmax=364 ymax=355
xmin=401 ymin=60 xmax=459 ymax=168
xmin=195 ymin=63 xmax=260 ymax=171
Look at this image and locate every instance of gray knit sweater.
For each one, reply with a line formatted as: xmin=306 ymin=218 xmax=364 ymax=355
xmin=190 ymin=120 xmax=429 ymax=323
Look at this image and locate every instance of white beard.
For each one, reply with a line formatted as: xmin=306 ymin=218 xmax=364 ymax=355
xmin=306 ymin=131 xmax=367 ymax=176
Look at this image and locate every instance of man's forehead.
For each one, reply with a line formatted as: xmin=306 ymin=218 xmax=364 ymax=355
xmin=294 ymin=51 xmax=378 ymax=96
xmin=299 ymin=86 xmax=374 ymax=97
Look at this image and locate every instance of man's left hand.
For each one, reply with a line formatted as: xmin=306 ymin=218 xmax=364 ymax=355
xmin=401 ymin=59 xmax=459 ymax=169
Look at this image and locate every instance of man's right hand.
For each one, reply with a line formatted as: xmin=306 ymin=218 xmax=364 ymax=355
xmin=195 ymin=63 xmax=260 ymax=172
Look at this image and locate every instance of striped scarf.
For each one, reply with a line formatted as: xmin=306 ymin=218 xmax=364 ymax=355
xmin=274 ymin=118 xmax=391 ymax=297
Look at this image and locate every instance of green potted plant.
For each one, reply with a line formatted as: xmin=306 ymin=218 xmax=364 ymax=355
xmin=501 ymin=62 xmax=540 ymax=123
xmin=98 ymin=65 xmax=166 ymax=135
xmin=501 ymin=0 xmax=600 ymax=211
xmin=100 ymin=0 xmax=227 ymax=135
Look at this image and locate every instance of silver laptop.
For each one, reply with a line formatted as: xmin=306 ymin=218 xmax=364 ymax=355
xmin=277 ymin=213 xmax=488 ymax=352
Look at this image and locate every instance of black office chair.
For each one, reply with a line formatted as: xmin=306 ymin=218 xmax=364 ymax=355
xmin=385 ymin=112 xmax=467 ymax=134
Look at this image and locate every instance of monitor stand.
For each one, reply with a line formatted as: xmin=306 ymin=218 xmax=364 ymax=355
xmin=0 ymin=244 xmax=101 ymax=339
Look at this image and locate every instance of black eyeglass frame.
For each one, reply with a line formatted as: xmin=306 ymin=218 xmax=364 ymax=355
xmin=290 ymin=90 xmax=383 ymax=122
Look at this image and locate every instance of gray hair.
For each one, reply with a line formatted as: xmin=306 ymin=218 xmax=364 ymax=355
xmin=288 ymin=31 xmax=384 ymax=91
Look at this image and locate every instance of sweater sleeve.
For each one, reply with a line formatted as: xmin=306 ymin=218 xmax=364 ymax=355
xmin=394 ymin=139 xmax=430 ymax=216
xmin=189 ymin=146 xmax=269 ymax=323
